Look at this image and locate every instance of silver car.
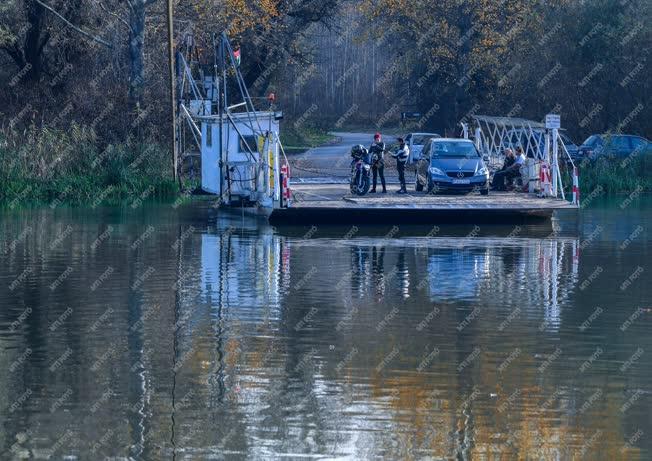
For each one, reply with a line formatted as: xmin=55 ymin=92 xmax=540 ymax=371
xmin=405 ymin=132 xmax=441 ymax=163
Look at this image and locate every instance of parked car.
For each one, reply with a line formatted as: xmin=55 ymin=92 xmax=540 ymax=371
xmin=405 ymin=132 xmax=441 ymax=163
xmin=415 ymin=138 xmax=489 ymax=195
xmin=578 ymin=134 xmax=651 ymax=160
xmin=500 ymin=128 xmax=580 ymax=160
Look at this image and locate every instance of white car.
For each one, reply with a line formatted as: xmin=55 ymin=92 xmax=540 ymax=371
xmin=405 ymin=132 xmax=441 ymax=163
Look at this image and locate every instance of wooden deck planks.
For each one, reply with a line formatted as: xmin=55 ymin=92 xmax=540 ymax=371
xmin=288 ymin=184 xmax=577 ymax=211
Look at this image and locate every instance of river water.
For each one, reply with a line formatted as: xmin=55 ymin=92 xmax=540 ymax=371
xmin=0 ymin=198 xmax=650 ymax=459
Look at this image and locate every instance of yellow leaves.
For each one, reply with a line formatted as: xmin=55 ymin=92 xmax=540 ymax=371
xmin=188 ymin=0 xmax=282 ymax=39
xmin=223 ymin=0 xmax=258 ymax=35
xmin=259 ymin=0 xmax=280 ymax=18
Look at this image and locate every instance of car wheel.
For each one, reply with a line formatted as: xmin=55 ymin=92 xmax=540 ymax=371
xmin=480 ymin=188 xmax=489 ymax=196
xmin=427 ymin=180 xmax=435 ymax=194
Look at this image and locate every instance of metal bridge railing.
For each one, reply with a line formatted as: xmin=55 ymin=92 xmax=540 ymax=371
xmin=469 ymin=115 xmax=579 ymax=205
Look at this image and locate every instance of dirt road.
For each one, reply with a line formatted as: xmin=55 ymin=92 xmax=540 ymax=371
xmin=287 ymin=132 xmax=405 ymax=185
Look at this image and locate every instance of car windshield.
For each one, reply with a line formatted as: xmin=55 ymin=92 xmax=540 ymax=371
xmin=430 ymin=142 xmax=478 ymax=158
xmin=413 ymin=134 xmax=439 ymax=145
xmin=583 ymin=135 xmax=603 ymax=147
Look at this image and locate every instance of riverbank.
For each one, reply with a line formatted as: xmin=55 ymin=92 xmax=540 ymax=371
xmin=571 ymin=156 xmax=652 ymax=197
xmin=0 ymin=125 xmax=179 ymax=208
xmin=2 ymin=124 xmax=651 ymax=208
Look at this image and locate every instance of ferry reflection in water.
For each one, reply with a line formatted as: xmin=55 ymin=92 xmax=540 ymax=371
xmin=1 ymin=205 xmax=650 ymax=460
xmin=188 ymin=221 xmax=638 ymax=460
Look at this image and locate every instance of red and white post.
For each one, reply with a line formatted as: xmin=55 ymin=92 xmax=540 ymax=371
xmin=539 ymin=162 xmax=552 ymax=197
xmin=280 ymin=164 xmax=291 ymax=207
xmin=572 ymin=166 xmax=580 ymax=206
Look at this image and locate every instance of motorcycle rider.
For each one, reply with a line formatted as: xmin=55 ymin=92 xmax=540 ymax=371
xmin=392 ymin=137 xmax=410 ymax=193
xmin=369 ymin=132 xmax=386 ymax=193
xmin=350 ymin=144 xmax=370 ymax=165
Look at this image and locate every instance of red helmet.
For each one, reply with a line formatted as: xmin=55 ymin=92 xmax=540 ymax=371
xmin=374 ymin=132 xmax=381 ymax=140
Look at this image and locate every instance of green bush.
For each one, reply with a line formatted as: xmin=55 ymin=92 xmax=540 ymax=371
xmin=280 ymin=125 xmax=334 ymax=149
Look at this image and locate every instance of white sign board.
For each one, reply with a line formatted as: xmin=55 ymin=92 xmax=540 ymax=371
xmin=545 ymin=114 xmax=560 ymax=129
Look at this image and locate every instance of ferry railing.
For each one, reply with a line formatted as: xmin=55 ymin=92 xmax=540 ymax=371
xmin=471 ymin=115 xmax=579 ymax=204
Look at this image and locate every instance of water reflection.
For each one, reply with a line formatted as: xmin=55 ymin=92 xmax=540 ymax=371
xmin=0 ymin=202 xmax=650 ymax=459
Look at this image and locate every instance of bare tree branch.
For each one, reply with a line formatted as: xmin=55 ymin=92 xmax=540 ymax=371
xmin=99 ymin=1 xmax=132 ymax=32
xmin=34 ymin=0 xmax=113 ymax=48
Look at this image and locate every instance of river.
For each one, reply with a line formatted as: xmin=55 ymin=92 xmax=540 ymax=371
xmin=0 ymin=198 xmax=650 ymax=459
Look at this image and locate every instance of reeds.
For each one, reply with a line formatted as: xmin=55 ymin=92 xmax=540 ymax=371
xmin=0 ymin=124 xmax=178 ymax=206
xmin=570 ymin=155 xmax=652 ymax=196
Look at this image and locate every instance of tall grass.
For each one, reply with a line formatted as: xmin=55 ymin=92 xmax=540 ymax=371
xmin=280 ymin=125 xmax=335 ymax=153
xmin=566 ymin=155 xmax=652 ymax=196
xmin=0 ymin=124 xmax=178 ymax=207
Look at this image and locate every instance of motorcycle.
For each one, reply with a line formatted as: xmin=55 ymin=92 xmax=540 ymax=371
xmin=350 ymin=146 xmax=372 ymax=195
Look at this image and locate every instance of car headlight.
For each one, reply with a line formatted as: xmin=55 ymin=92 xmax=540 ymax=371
xmin=428 ymin=167 xmax=445 ymax=176
xmin=476 ymin=166 xmax=488 ymax=176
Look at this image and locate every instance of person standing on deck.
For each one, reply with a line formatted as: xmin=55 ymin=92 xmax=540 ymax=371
xmin=369 ymin=132 xmax=387 ymax=193
xmin=392 ymin=137 xmax=410 ymax=194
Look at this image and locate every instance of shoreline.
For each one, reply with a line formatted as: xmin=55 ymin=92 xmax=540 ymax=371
xmin=1 ymin=126 xmax=649 ymax=209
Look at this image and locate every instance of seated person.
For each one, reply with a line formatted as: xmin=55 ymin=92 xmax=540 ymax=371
xmin=513 ymin=147 xmax=528 ymax=188
xmin=491 ymin=148 xmax=524 ymax=190
xmin=499 ymin=148 xmax=516 ymax=171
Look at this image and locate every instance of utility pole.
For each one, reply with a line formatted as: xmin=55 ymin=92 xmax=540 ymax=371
xmin=166 ymin=0 xmax=177 ymax=181
xmin=218 ymin=34 xmax=228 ymax=202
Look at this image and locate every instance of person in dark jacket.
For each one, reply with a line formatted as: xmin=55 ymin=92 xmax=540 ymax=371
xmin=500 ymin=148 xmax=516 ymax=171
xmin=491 ymin=148 xmax=522 ymax=190
xmin=369 ymin=132 xmax=386 ymax=193
xmin=392 ymin=137 xmax=410 ymax=193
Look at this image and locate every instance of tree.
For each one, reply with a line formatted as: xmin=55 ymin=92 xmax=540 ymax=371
xmin=125 ymin=0 xmax=160 ymax=106
xmin=0 ymin=0 xmax=52 ymax=82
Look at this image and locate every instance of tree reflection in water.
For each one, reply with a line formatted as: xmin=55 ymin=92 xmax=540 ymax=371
xmin=0 ymin=205 xmax=648 ymax=460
